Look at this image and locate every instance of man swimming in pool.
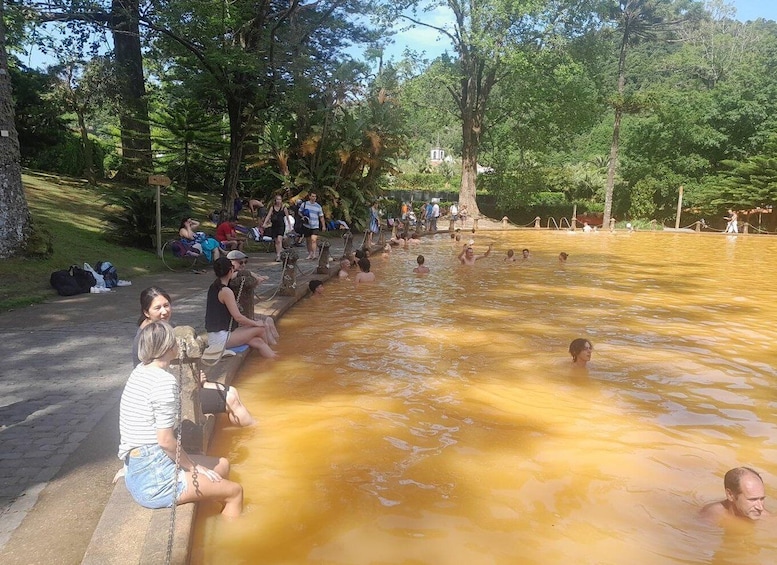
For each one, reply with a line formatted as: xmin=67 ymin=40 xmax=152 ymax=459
xmin=458 ymin=242 xmax=492 ymax=265
xmin=700 ymin=467 xmax=771 ymax=524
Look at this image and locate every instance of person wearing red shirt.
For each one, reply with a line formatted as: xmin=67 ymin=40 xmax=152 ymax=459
xmin=215 ymin=221 xmax=245 ymax=251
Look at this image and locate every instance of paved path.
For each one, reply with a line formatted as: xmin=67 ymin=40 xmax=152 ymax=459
xmin=0 ymin=240 xmax=337 ymax=556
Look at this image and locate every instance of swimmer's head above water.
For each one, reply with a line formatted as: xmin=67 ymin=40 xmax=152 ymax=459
xmin=569 ymin=338 xmax=593 ymax=366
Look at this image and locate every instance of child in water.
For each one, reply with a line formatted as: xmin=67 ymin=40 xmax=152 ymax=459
xmin=413 ymin=255 xmax=430 ymax=274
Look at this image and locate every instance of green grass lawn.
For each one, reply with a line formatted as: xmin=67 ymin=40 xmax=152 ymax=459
xmin=0 ymin=171 xmax=226 ymax=311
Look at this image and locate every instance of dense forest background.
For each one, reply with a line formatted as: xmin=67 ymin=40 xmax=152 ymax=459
xmin=5 ymin=0 xmax=777 ymax=233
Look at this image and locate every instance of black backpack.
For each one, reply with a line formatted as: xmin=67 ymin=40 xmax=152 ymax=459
xmin=71 ymin=265 xmax=97 ymax=293
xmin=50 ymin=266 xmax=86 ymax=296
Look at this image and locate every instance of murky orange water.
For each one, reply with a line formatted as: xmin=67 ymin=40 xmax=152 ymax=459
xmin=191 ymin=231 xmax=777 ymax=565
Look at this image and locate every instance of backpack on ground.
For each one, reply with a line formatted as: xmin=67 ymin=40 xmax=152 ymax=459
xmin=49 ymin=268 xmax=83 ymax=296
xmin=95 ymin=261 xmax=119 ymax=288
xmin=71 ymin=265 xmax=97 ymax=293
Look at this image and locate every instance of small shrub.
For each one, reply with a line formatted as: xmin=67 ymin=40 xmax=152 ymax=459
xmin=102 ymin=187 xmax=192 ymax=249
xmin=22 ymin=220 xmax=54 ymax=258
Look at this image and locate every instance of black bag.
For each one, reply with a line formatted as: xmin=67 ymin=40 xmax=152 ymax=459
xmin=50 ymin=268 xmax=83 ymax=296
xmin=70 ymin=265 xmax=97 ymax=293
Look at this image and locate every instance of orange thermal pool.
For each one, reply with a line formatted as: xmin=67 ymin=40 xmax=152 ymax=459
xmin=191 ymin=230 xmax=777 ymax=565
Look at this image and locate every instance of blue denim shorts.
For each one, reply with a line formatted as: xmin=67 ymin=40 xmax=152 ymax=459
xmin=124 ymin=444 xmax=187 ymax=509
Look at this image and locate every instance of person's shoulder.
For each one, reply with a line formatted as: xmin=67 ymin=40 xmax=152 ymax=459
xmin=217 ymin=281 xmax=233 ymax=294
xmin=699 ymin=501 xmax=727 ymax=524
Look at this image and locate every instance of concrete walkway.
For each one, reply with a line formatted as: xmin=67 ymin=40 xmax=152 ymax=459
xmin=0 ymin=237 xmax=341 ymax=563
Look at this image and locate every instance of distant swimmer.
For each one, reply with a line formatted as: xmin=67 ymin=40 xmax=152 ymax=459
xmin=569 ymin=338 xmax=592 ymax=369
xmin=559 ymin=252 xmax=568 ymax=265
xmin=458 ymin=242 xmax=492 ymax=265
xmin=504 ymin=249 xmax=516 ymax=263
xmin=700 ymin=467 xmax=771 ymax=525
xmin=413 ymin=255 xmax=430 ymax=274
xmin=308 ymin=279 xmax=324 ymax=296
xmin=354 ymin=257 xmax=376 ymax=283
xmin=521 ymin=248 xmax=531 ymax=262
xmin=338 ymin=258 xmax=351 ymax=279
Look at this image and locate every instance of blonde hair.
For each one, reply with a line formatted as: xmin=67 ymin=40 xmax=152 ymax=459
xmin=137 ymin=321 xmax=177 ymax=364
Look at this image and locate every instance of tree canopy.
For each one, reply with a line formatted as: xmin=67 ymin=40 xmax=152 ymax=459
xmin=4 ymin=0 xmax=777 ymax=251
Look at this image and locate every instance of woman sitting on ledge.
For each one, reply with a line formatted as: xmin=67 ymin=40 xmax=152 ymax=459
xmin=206 ymin=257 xmax=278 ymax=359
xmin=133 ymin=286 xmax=255 ymax=427
xmin=119 ymin=321 xmax=243 ymax=517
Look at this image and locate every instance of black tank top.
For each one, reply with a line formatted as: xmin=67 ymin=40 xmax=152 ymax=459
xmin=271 ymin=205 xmax=285 ymax=230
xmin=205 ymin=281 xmax=233 ymax=332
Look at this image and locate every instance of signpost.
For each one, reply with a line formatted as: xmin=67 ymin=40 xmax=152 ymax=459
xmin=675 ymin=185 xmax=684 ymax=230
xmin=148 ymin=175 xmax=172 ymax=258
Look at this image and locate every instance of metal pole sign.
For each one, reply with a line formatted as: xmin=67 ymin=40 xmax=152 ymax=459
xmin=148 ymin=175 xmax=172 ymax=258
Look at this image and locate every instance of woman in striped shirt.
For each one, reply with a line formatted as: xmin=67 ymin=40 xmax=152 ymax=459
xmin=119 ymin=321 xmax=243 ymax=517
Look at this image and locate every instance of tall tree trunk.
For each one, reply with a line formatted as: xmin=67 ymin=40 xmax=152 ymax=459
xmin=457 ymin=60 xmax=495 ymax=218
xmin=603 ymin=24 xmax=630 ymax=228
xmin=112 ymin=0 xmax=152 ymax=179
xmin=0 ymin=0 xmax=31 ymax=258
xmin=459 ymin=107 xmax=481 ymax=217
xmin=603 ymin=107 xmax=622 ymax=228
xmin=77 ymin=110 xmax=96 ymax=185
xmin=222 ymin=97 xmax=248 ymax=219
xmin=182 ymin=140 xmax=189 ymax=198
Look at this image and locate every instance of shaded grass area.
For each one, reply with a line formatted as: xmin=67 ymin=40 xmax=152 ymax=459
xmin=0 ymin=171 xmax=223 ymax=311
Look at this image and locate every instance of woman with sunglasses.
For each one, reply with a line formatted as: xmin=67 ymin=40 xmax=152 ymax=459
xmin=226 ymin=251 xmax=279 ymax=345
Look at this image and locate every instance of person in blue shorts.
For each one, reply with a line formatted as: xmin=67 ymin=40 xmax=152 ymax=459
xmin=119 ymin=321 xmax=243 ymax=517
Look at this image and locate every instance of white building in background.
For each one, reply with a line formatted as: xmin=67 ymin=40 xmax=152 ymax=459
xmin=430 ymin=147 xmax=454 ymax=166
xmin=430 ymin=147 xmax=488 ymax=172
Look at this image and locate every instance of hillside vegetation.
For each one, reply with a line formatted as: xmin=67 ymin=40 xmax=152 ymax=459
xmin=0 ymin=171 xmax=221 ymax=311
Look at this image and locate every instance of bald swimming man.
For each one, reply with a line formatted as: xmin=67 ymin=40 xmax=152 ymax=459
xmin=700 ymin=467 xmax=771 ymax=524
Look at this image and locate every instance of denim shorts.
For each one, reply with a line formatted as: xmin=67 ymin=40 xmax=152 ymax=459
xmin=124 ymin=444 xmax=187 ymax=509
